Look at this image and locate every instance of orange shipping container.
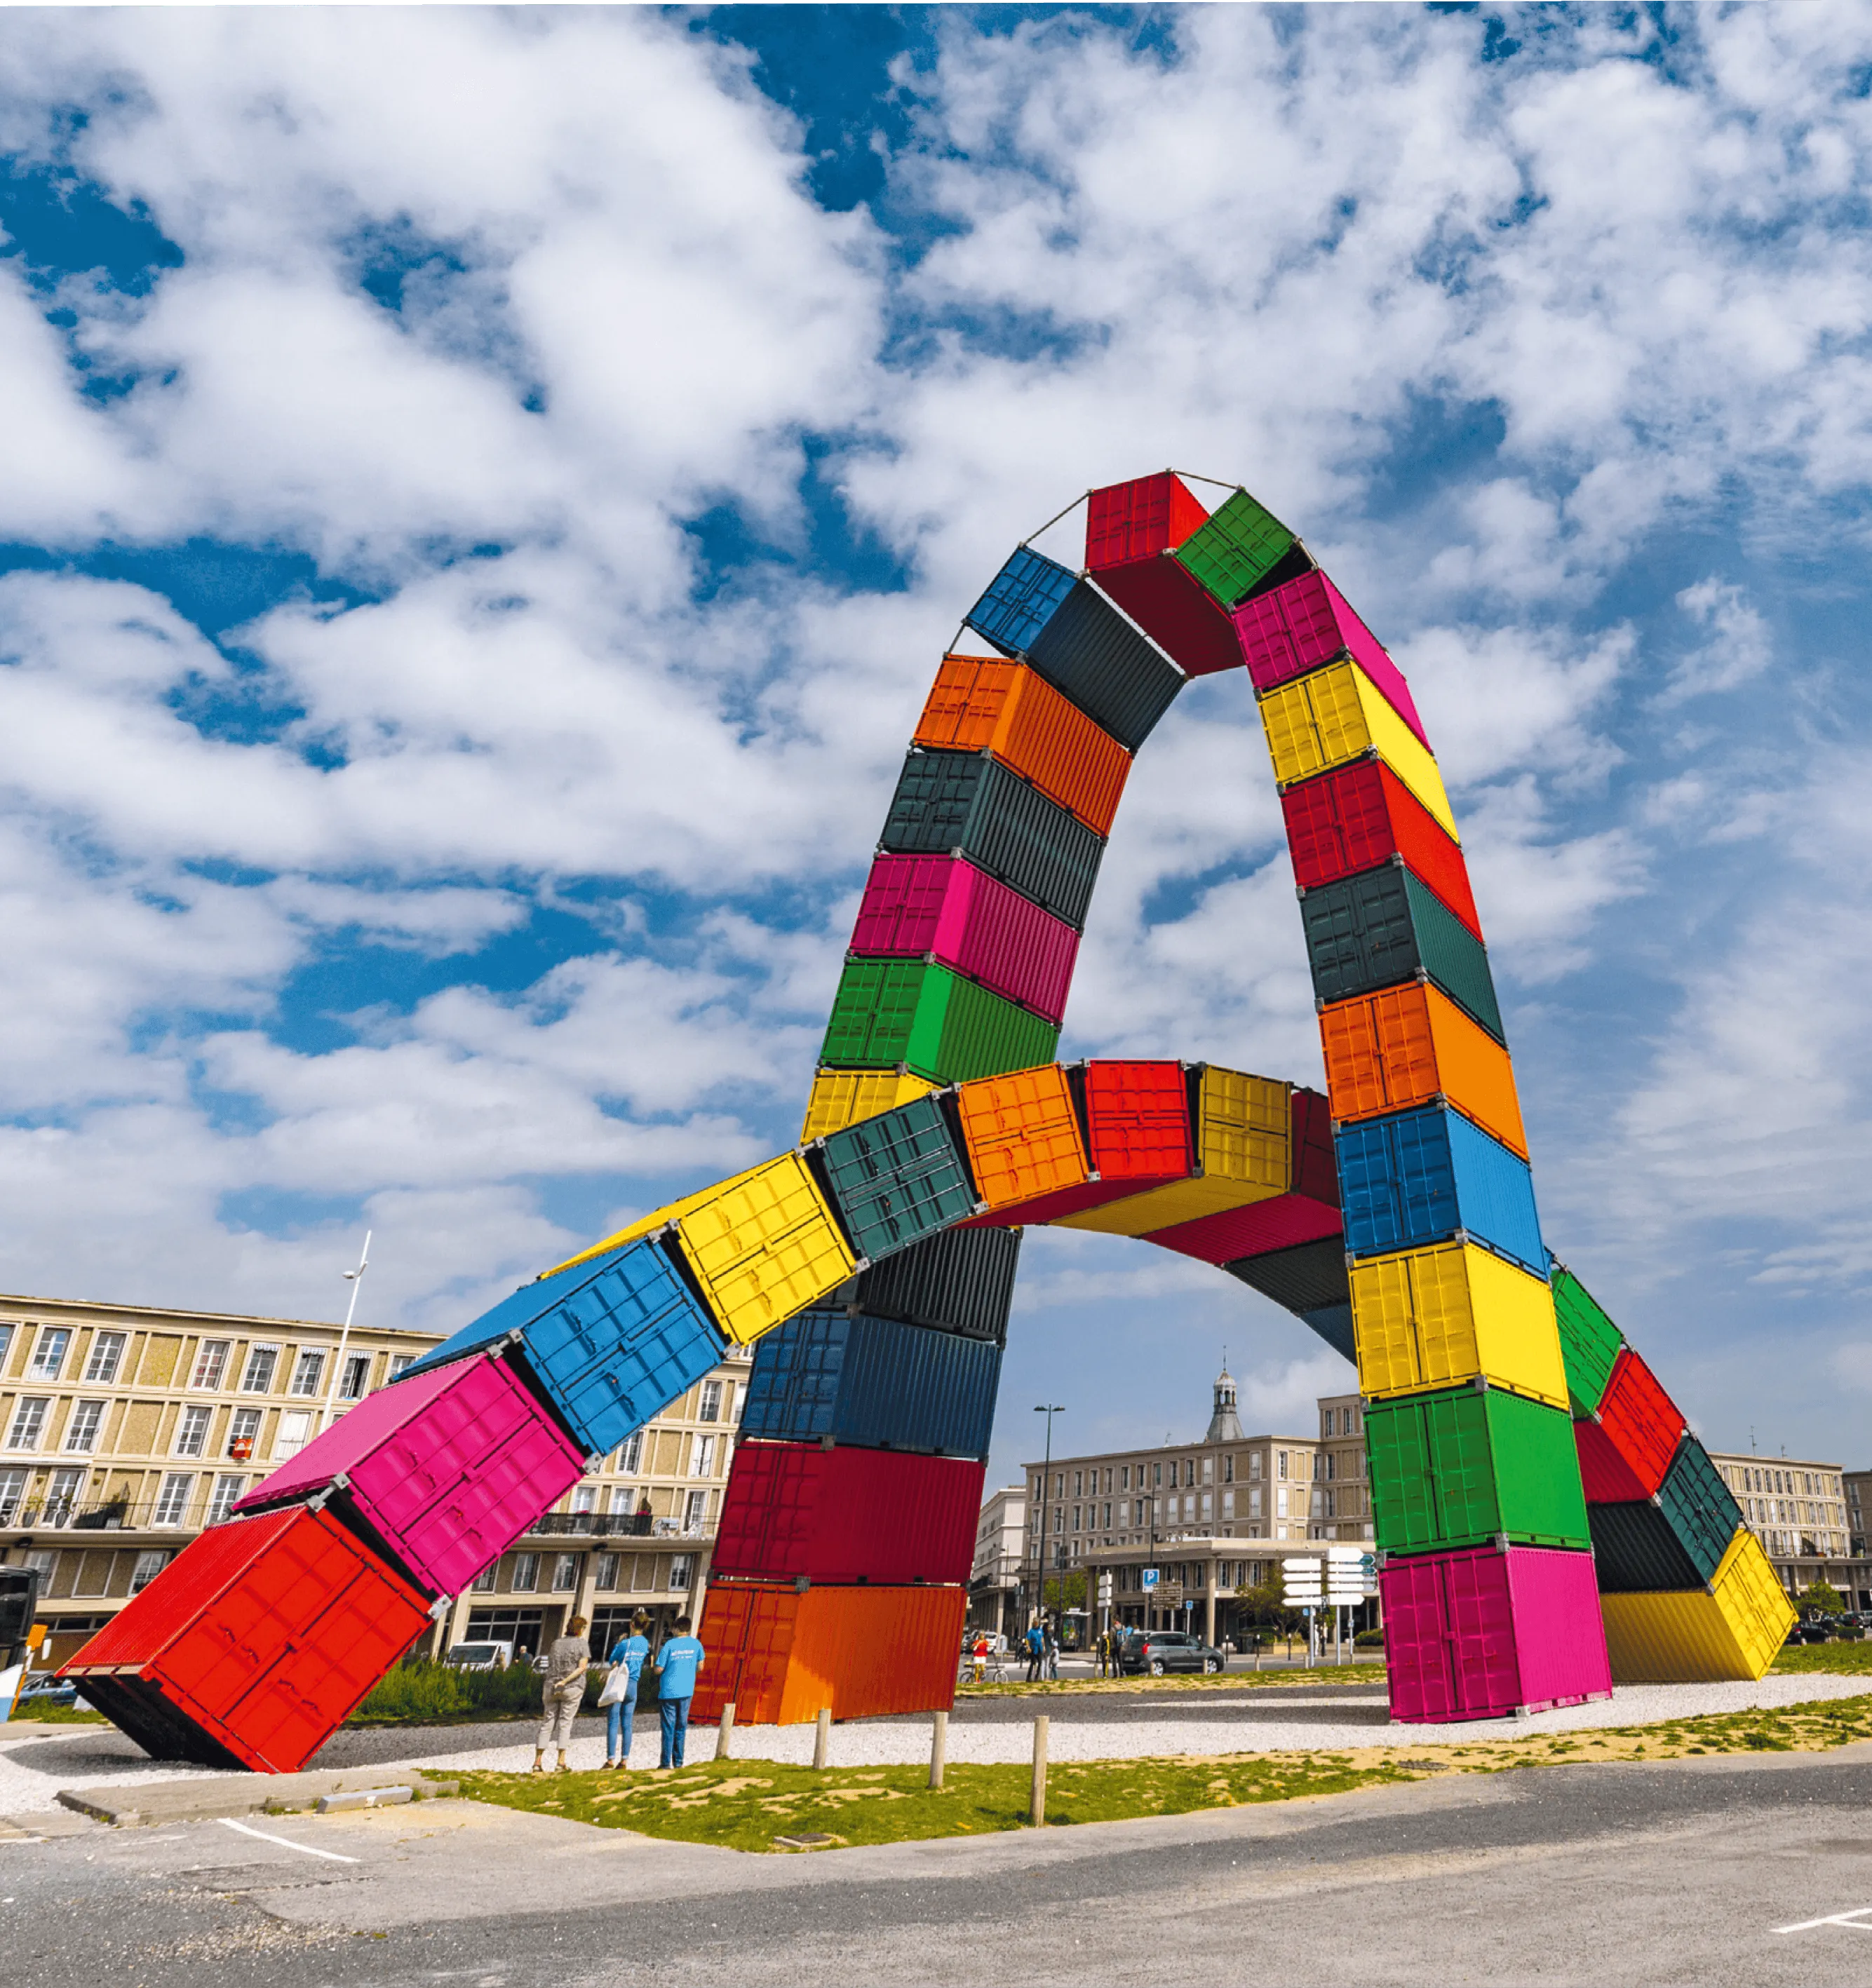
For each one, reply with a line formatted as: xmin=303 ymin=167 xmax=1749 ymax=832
xmin=1320 ymin=980 xmax=1528 ymax=1158
xmin=915 ymin=654 xmax=1131 ymax=834
xmin=955 ymin=1062 xmax=1093 ymax=1210
xmin=691 ymin=1582 xmax=966 ymax=1724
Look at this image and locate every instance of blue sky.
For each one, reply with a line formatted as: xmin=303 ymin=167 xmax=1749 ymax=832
xmin=1 ymin=4 xmax=1871 ymax=1487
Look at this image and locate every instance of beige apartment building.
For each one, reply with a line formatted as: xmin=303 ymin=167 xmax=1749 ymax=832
xmin=0 ymin=1290 xmax=750 ymax=1669
xmin=1709 ymin=1450 xmax=1868 ymax=1605
xmin=967 ymin=1484 xmax=1026 ymax=1638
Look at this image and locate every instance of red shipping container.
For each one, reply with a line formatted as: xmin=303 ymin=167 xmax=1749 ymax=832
xmin=691 ymin=1582 xmax=966 ymax=1725
xmin=1234 ymin=571 xmax=1429 ymax=745
xmin=849 ymin=853 xmax=1080 ymax=1025
xmin=964 ymin=1174 xmax=1152 ymax=1229
xmin=1086 ymin=471 xmax=1209 ymax=565
xmin=231 ymin=1350 xmax=584 ymax=1597
xmin=1575 ymin=1348 xmax=1686 ymax=1503
xmin=1281 ymin=758 xmax=1483 ymax=940
xmin=1381 ymin=1543 xmax=1610 ymax=1722
xmin=1084 ymin=474 xmax=1243 ymax=678
xmin=712 ymin=1441 xmax=982 ymax=1586
xmin=62 ymin=1505 xmax=431 ymax=1772
xmin=1082 ymin=1059 xmax=1192 ymax=1182
xmin=1289 ymin=1086 xmax=1339 ymax=1205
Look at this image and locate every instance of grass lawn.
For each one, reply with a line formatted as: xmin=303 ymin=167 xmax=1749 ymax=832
xmin=957 ymin=1661 xmax=1387 ymax=1699
xmin=8 ymin=1702 xmax=106 ymax=1724
xmin=1772 ymin=1642 xmax=1872 ymax=1674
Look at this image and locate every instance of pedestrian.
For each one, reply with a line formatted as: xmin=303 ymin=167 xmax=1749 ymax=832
xmin=654 ymin=1612 xmax=705 ymax=1769
xmin=531 ymin=1614 xmax=591 ymax=1775
xmin=1096 ymin=1627 xmax=1110 ymax=1679
xmin=1025 ymin=1619 xmax=1044 ymax=1683
xmin=971 ymin=1630 xmax=988 ymax=1684
xmin=599 ymin=1609 xmax=652 ymax=1771
xmin=1045 ymin=1618 xmax=1060 ymax=1681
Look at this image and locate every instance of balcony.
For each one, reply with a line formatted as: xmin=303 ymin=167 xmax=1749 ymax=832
xmin=523 ymin=1511 xmax=657 ymax=1539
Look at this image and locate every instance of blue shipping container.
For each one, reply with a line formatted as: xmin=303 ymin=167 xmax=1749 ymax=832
xmin=965 ymin=545 xmax=1078 ymax=657
xmin=395 ymin=1236 xmax=726 ymax=1456
xmin=740 ymin=1309 xmax=1000 ymax=1459
xmin=1335 ymin=1104 xmax=1545 ymax=1274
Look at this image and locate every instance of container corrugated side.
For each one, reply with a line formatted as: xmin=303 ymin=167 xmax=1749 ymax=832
xmin=964 ymin=545 xmax=1077 ymax=656
xmin=1091 ymin=552 xmax=1244 ymax=678
xmin=1281 ymin=759 xmax=1482 ymax=938
xmin=909 ymin=858 xmax=1080 ymax=1023
xmin=1587 ymin=1501 xmax=1706 ymax=1593
xmin=1173 ymin=487 xmax=1295 ymax=606
xmin=1336 ymin=1104 xmax=1543 ymax=1273
xmin=1321 ymin=982 xmax=1526 ymax=1158
xmin=1300 ymin=865 xmax=1504 ymax=1042
xmin=1546 ymin=1259 xmax=1624 ymax=1414
xmin=1225 ymin=1236 xmax=1348 ymax=1314
xmin=1575 ymin=1348 xmax=1686 ymax=1503
xmin=1600 ymin=1529 xmax=1793 ymax=1683
xmin=1049 ymin=1060 xmax=1196 ymax=1239
xmin=1085 ymin=472 xmax=1209 ymax=566
xmin=1148 ymin=1188 xmax=1344 ymax=1265
xmin=955 ymin=1064 xmax=1091 ymax=1210
xmin=800 ymin=1069 xmax=937 ymax=1142
xmin=848 ymin=1224 xmax=1021 ymax=1343
xmin=1234 ymin=572 xmax=1429 ymax=743
xmin=815 ymin=1093 xmax=978 ymax=1263
xmin=1403 ymin=870 xmax=1504 ymax=1042
xmin=1079 ymin=1066 xmax=1289 ymax=1231
xmin=1258 ymin=662 xmax=1456 ymax=837
xmin=933 ymin=972 xmax=1060 ymax=1083
xmin=1443 ymin=1110 xmax=1545 ymax=1275
xmin=1655 ymin=1436 xmax=1744 ymax=1583
xmin=1350 ymin=1240 xmax=1568 ymax=1407
xmin=673 ymin=1153 xmax=858 ymax=1346
xmin=1025 ymin=581 xmax=1186 ymax=751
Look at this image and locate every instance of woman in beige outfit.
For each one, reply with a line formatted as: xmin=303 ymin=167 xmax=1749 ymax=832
xmin=531 ymin=1615 xmax=590 ymax=1773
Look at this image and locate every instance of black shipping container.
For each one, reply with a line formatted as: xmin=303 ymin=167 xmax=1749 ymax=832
xmin=845 ymin=1225 xmax=1021 ymax=1344
xmin=1025 ymin=581 xmax=1185 ymax=752
xmin=1300 ymin=1301 xmax=1356 ymax=1362
xmin=1654 ymin=1435 xmax=1744 ymax=1584
xmin=1587 ymin=1500 xmax=1706 ymax=1594
xmin=880 ymin=750 xmax=1103 ymax=931
xmin=1225 ymin=1236 xmax=1350 ymax=1316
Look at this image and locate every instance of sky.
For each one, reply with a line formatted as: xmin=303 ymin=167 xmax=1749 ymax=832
xmin=1 ymin=2 xmax=1870 ymax=1489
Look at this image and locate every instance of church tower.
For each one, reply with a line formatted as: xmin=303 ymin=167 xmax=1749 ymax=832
xmin=1205 ymin=1358 xmax=1244 ymax=1443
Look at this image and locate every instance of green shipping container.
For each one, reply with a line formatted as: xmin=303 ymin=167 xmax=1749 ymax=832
xmin=1366 ymin=1384 xmax=1589 ymax=1555
xmin=815 ymin=1094 xmax=979 ymax=1263
xmin=1401 ymin=868 xmax=1505 ymax=1043
xmin=1549 ymin=1262 xmax=1624 ymax=1414
xmin=819 ymin=957 xmax=1058 ymax=1084
xmin=1173 ymin=489 xmax=1295 ymax=607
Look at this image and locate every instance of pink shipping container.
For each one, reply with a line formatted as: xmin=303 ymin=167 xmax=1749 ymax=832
xmin=1145 ymin=1190 xmax=1343 ymax=1264
xmin=231 ymin=1352 xmax=585 ymax=1598
xmin=1233 ymin=572 xmax=1431 ymax=747
xmin=849 ymin=852 xmax=1080 ymax=1025
xmin=1380 ymin=1543 xmax=1612 ymax=1722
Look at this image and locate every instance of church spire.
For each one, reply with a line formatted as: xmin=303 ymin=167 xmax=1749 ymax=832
xmin=1205 ymin=1353 xmax=1244 ymax=1443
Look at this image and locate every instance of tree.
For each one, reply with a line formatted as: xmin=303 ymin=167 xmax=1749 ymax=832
xmin=1234 ymin=1572 xmax=1300 ymax=1644
xmin=1042 ymin=1571 xmax=1086 ymax=1616
xmin=1799 ymin=1580 xmax=1845 ymax=1618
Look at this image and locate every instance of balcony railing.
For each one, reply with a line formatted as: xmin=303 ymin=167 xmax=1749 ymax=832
xmin=523 ymin=1511 xmax=659 ymax=1539
xmin=0 ymin=1497 xmax=200 ymax=1531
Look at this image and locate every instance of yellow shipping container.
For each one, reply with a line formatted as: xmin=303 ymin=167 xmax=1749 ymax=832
xmin=800 ymin=1067 xmax=938 ymax=1142
xmin=1054 ymin=1067 xmax=1290 ymax=1235
xmin=544 ymin=1158 xmax=771 ymax=1280
xmin=1258 ymin=661 xmax=1458 ymax=839
xmin=673 ymin=1151 xmax=858 ymax=1345
xmin=1600 ymin=1529 xmax=1795 ymax=1684
xmin=1351 ymin=1240 xmax=1567 ymax=1408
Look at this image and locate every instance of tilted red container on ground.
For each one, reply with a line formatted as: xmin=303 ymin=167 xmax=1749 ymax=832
xmin=711 ymin=1440 xmax=982 ymax=1586
xmin=230 ymin=1350 xmax=584 ymax=1597
xmin=1281 ymin=759 xmax=1482 ymax=940
xmin=1084 ymin=473 xmax=1243 ymax=678
xmin=1234 ymin=571 xmax=1430 ymax=746
xmin=62 ymin=1504 xmax=431 ymax=1771
xmin=1575 ymin=1348 xmax=1687 ymax=1503
xmin=1380 ymin=1544 xmax=1611 ymax=1722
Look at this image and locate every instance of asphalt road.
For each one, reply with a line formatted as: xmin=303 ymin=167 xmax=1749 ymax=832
xmin=9 ymin=1744 xmax=1872 ymax=1985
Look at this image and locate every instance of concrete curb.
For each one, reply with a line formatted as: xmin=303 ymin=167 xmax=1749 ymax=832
xmin=56 ymin=1768 xmax=459 ymax=1826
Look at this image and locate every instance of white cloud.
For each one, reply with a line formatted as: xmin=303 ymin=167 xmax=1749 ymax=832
xmin=1663 ymin=577 xmax=1772 ymax=703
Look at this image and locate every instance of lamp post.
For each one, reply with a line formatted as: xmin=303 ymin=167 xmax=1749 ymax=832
xmin=1033 ymin=1405 xmax=1064 ymax=1633
xmin=318 ymin=1231 xmax=372 ymax=1434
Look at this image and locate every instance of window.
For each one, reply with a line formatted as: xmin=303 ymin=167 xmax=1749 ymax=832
xmin=228 ymin=1407 xmax=262 ymax=1457
xmin=174 ymin=1405 xmax=212 ymax=1457
xmin=471 ymin=1561 xmax=499 ymax=1593
xmin=689 ymin=1434 xmax=715 ymax=1477
xmin=621 ymin=1431 xmax=645 ymax=1475
xmin=337 ymin=1354 xmax=372 ymax=1401
xmin=609 ymin=1485 xmax=640 ymax=1515
xmin=0 ymin=1324 xmax=12 ymax=1368
xmin=1053 ymin=1472 xmax=1063 ymax=1496
xmin=699 ymin=1379 xmax=722 ymax=1423
xmin=6 ymin=1398 xmax=48 ymax=1450
xmin=551 ymin=1554 xmax=579 ymax=1592
xmin=289 ymin=1350 xmax=325 ymax=1398
xmin=1199 ymin=1492 xmax=1213 ymax=1520
xmin=153 ymin=1473 xmax=196 ymax=1527
xmin=83 ymin=1332 xmax=127 ymax=1384
xmin=1278 ymin=1451 xmax=1289 ymax=1480
xmin=511 ymin=1553 xmax=541 ymax=1593
xmin=595 ymin=1553 xmax=620 ymax=1590
xmin=683 ymin=1489 xmax=709 ymax=1533
xmin=1104 ymin=1502 xmax=1112 ymax=1529
xmin=18 ymin=1548 xmax=54 ymax=1582
xmin=1223 ymin=1454 xmax=1234 ymax=1483
xmin=206 ymin=1475 xmax=246 ymax=1524
xmin=241 ymin=1344 xmax=280 ymax=1393
xmin=0 ymin=1470 xmax=26 ymax=1523
xmin=27 ymin=1328 xmax=71 ymax=1381
xmin=1325 ymin=1489 xmax=1338 ymax=1518
xmin=570 ymin=1485 xmax=598 ymax=1515
xmin=1277 ymin=1487 xmax=1288 ymax=1518
xmin=670 ymin=1554 xmax=694 ymax=1593
xmin=1073 ymin=1470 xmax=1083 ymax=1496
xmin=44 ymin=1468 xmax=84 ymax=1524
xmin=64 ymin=1401 xmax=107 ymax=1454
xmin=1072 ymin=1505 xmax=1082 ymax=1533
xmin=1223 ymin=1489 xmax=1234 ymax=1518
xmin=1120 ymin=1466 xmax=1129 ymax=1491
xmin=1201 ymin=1456 xmax=1213 ymax=1484
xmin=191 ymin=1339 xmax=232 ymax=1390
xmin=1117 ymin=1499 xmax=1129 ymax=1525
xmin=389 ymin=1354 xmax=417 ymax=1379
xmin=1324 ymin=1454 xmax=1337 ymax=1482
xmin=275 ymin=1409 xmax=313 ymax=1461
xmin=1152 ymin=1463 xmax=1162 ymax=1488
xmin=1053 ymin=1507 xmax=1063 ymax=1537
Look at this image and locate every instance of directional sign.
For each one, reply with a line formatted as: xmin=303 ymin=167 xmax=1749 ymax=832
xmin=1097 ymin=1574 xmax=1113 ymax=1604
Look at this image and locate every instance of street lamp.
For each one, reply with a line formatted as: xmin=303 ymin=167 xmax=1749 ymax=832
xmin=1033 ymin=1405 xmax=1064 ymax=1635
xmin=318 ymin=1231 xmax=372 ymax=1434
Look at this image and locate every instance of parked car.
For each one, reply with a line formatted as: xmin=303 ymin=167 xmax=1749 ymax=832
xmin=1784 ymin=1622 xmax=1832 ymax=1646
xmin=443 ymin=1639 xmax=514 ymax=1670
xmin=14 ymin=1673 xmax=77 ymax=1709
xmin=1117 ymin=1630 xmax=1226 ymax=1676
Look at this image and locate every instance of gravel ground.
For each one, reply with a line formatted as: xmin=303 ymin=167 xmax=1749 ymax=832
xmin=6 ymin=1672 xmax=1870 ymax=1813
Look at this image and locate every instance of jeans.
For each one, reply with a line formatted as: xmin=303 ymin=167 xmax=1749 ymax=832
xmin=605 ymin=1688 xmax=638 ymax=1762
xmin=659 ymin=1694 xmax=691 ymax=1769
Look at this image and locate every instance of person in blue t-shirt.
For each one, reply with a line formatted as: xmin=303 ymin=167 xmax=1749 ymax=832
xmin=654 ymin=1615 xmax=705 ymax=1769
xmin=601 ymin=1609 xmax=653 ymax=1771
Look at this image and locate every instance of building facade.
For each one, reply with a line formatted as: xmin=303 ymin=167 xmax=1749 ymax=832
xmin=1709 ymin=1451 xmax=1868 ymax=1607
xmin=968 ymin=1485 xmax=1025 ymax=1637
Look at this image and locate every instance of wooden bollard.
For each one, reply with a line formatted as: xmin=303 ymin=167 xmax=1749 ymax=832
xmin=717 ymin=1700 xmax=736 ymax=1760
xmin=1029 ymin=1715 xmax=1049 ymax=1827
xmin=929 ymin=1709 xmax=948 ymax=1790
xmin=813 ymin=1705 xmax=831 ymax=1771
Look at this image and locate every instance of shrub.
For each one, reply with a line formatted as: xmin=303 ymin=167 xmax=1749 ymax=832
xmin=350 ymin=1658 xmax=550 ymax=1726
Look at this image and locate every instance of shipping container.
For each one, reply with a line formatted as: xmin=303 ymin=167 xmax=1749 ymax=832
xmin=1654 ymin=1435 xmax=1744 ymax=1582
xmin=1050 ymin=1060 xmax=1195 ymax=1236
xmin=1380 ymin=1543 xmax=1610 ymax=1722
xmin=739 ymin=1307 xmax=1000 ymax=1456
xmin=1366 ymin=1386 xmax=1589 ymax=1555
xmin=800 ymin=1068 xmax=938 ymax=1142
xmin=955 ymin=1062 xmax=1093 ymax=1210
xmin=847 ymin=1224 xmax=1021 ymax=1343
xmin=1233 ymin=571 xmax=1429 ymax=745
xmin=1300 ymin=1303 xmax=1356 ymax=1360
xmin=1575 ymin=1348 xmax=1686 ymax=1503
xmin=1173 ymin=488 xmax=1297 ymax=607
xmin=62 ymin=1505 xmax=431 ymax=1773
xmin=1335 ymin=1104 xmax=1545 ymax=1274
xmin=1291 ymin=1086 xmax=1339 ymax=1203
xmin=1587 ymin=1440 xmax=1745 ymax=1595
xmin=819 ymin=956 xmax=1060 ymax=1085
xmin=1546 ymin=1259 xmax=1624 ymax=1416
xmin=1085 ymin=474 xmax=1241 ymax=677
xmin=1350 ymin=1240 xmax=1568 ymax=1408
xmin=913 ymin=656 xmax=1131 ymax=834
xmin=1301 ymin=864 xmax=1504 ymax=1043
xmin=689 ymin=1581 xmax=967 ymax=1726
xmin=1151 ymin=1191 xmax=1343 ymax=1265
xmin=711 ymin=1441 xmax=983 ymax=1586
xmin=672 ymin=1153 xmax=858 ymax=1348
xmin=1028 ymin=581 xmax=1187 ymax=751
xmin=231 ymin=1351 xmax=584 ymax=1598
xmin=814 ymin=1092 xmax=978 ymax=1264
xmin=1083 ymin=1066 xmax=1291 ymax=1231
xmin=396 ymin=1236 xmax=728 ymax=1459
xmin=1258 ymin=663 xmax=1457 ymax=839
xmin=963 ymin=544 xmax=1079 ymax=656
xmin=850 ymin=853 xmax=1080 ymax=1024
xmin=1085 ymin=471 xmax=1210 ymax=566
xmin=1281 ymin=759 xmax=1482 ymax=940
xmin=881 ymin=750 xmax=1104 ymax=931
xmin=1598 ymin=1529 xmax=1794 ymax=1683
xmin=1320 ymin=981 xmax=1527 ymax=1158
xmin=1223 ymin=1236 xmax=1349 ymax=1316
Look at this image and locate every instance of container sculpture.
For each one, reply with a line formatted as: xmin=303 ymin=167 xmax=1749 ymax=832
xmin=65 ymin=473 xmax=1792 ymax=1766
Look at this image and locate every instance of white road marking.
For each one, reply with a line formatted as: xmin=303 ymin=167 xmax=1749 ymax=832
xmin=1775 ymin=1903 xmax=1872 ymax=1933
xmin=216 ymin=1817 xmax=358 ymax=1863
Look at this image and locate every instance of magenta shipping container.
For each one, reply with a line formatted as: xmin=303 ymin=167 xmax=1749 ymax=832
xmin=1232 ymin=572 xmax=1430 ymax=748
xmin=849 ymin=851 xmax=1080 ymax=1025
xmin=231 ymin=1351 xmax=585 ymax=1597
xmin=1380 ymin=1543 xmax=1612 ymax=1722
